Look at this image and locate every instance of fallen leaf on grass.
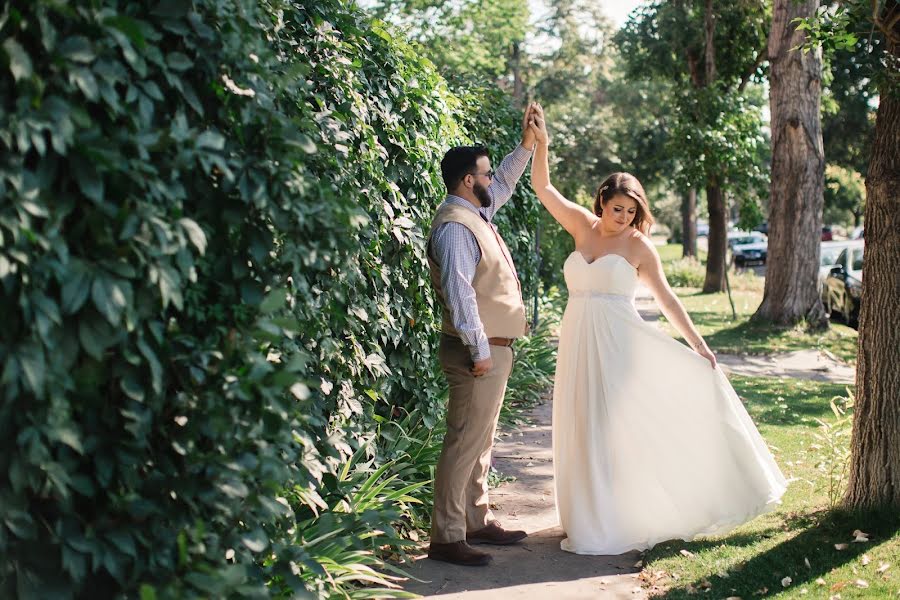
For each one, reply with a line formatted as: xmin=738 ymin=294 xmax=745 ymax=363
xmin=835 ymin=543 xmax=849 ymax=550
xmin=815 ymin=578 xmax=827 ymax=585
xmin=855 ymin=579 xmax=869 ymax=588
xmin=782 ymin=576 xmax=793 ymax=587
xmin=877 ymin=562 xmax=891 ymax=573
xmin=800 ymin=588 xmax=808 ymax=595
xmin=680 ymin=549 xmax=695 ymax=557
xmin=831 ymin=581 xmax=849 ymax=592
xmin=805 ymin=557 xmax=811 ymax=569
xmin=862 ymin=554 xmax=871 ymax=565
xmin=724 ymin=597 xmax=743 ymax=600
xmin=753 ymin=587 xmax=768 ymax=595
xmin=852 ymin=529 xmax=870 ymax=542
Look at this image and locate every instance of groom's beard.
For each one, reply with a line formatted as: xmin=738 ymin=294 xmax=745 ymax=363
xmin=474 ymin=182 xmax=492 ymax=208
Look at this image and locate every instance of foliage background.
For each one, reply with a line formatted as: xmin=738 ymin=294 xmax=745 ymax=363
xmin=0 ymin=0 xmax=543 ymax=596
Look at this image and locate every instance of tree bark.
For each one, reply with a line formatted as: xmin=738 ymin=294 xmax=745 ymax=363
xmin=681 ymin=188 xmax=697 ymax=258
xmin=511 ymin=41 xmax=524 ymax=105
xmin=844 ymin=39 xmax=900 ymax=511
xmin=698 ymin=0 xmax=726 ymax=293
xmin=753 ymin=0 xmax=827 ymax=326
xmin=702 ymin=183 xmax=727 ymax=292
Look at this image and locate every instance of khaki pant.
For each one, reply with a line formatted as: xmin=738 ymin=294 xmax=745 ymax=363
xmin=430 ymin=334 xmax=514 ymax=543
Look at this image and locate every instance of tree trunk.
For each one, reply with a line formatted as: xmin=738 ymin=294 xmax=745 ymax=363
xmin=704 ymin=0 xmax=716 ymax=83
xmin=681 ymin=188 xmax=697 ymax=258
xmin=511 ymin=41 xmax=524 ymax=105
xmin=702 ymin=182 xmax=727 ymax=293
xmin=844 ymin=40 xmax=900 ymax=511
xmin=753 ymin=0 xmax=827 ymax=326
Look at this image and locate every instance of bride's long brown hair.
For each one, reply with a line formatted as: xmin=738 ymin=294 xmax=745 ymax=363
xmin=593 ymin=172 xmax=654 ymax=235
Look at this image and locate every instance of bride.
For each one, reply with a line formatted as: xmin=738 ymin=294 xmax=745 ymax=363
xmin=527 ymin=104 xmax=787 ymax=555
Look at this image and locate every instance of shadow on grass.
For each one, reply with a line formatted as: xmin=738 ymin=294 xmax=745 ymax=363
xmin=648 ymin=527 xmax=785 ymax=561
xmin=730 ymin=376 xmax=851 ymax=427
xmin=699 ymin=316 xmax=858 ymax=365
xmin=651 ymin=508 xmax=900 ymax=599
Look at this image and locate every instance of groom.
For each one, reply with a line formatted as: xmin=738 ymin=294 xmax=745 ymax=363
xmin=425 ymin=104 xmax=536 ymax=566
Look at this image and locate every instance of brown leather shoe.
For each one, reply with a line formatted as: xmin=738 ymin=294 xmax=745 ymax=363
xmin=427 ymin=541 xmax=492 ymax=566
xmin=466 ymin=522 xmax=527 ymax=545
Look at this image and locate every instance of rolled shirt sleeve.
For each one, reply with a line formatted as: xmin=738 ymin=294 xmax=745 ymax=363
xmin=430 ymin=222 xmax=492 ymax=361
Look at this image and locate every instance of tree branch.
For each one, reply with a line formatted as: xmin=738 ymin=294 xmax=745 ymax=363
xmin=739 ymin=44 xmax=768 ymax=91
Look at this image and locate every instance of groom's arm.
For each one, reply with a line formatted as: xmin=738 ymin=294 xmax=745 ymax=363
xmin=480 ymin=145 xmax=533 ymax=221
xmin=430 ymin=224 xmax=492 ymax=362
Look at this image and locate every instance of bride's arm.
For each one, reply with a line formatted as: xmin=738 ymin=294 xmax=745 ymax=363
xmin=635 ymin=238 xmax=717 ymax=368
xmin=529 ymin=106 xmax=595 ymax=239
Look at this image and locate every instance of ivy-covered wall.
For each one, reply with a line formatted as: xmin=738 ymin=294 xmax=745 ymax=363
xmin=0 ymin=0 xmax=540 ymax=596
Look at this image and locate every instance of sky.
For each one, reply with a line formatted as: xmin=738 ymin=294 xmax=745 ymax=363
xmin=595 ymin=0 xmax=646 ymax=27
xmin=528 ymin=0 xmax=646 ymax=28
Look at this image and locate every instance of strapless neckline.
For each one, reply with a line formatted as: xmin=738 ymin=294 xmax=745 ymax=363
xmin=571 ymin=251 xmax=638 ymax=271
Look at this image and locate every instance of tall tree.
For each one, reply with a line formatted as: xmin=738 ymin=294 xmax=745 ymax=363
xmin=527 ymin=0 xmax=619 ymax=286
xmin=845 ymin=2 xmax=900 ymax=510
xmin=803 ymin=0 xmax=900 ymax=510
xmin=368 ymin=0 xmax=529 ymax=85
xmin=753 ymin=0 xmax=827 ymax=327
xmin=617 ymin=0 xmax=770 ymax=292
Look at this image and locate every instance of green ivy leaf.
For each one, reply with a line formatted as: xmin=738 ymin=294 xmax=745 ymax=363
xmin=62 ymin=264 xmax=92 ymax=314
xmin=4 ymin=510 xmax=37 ymax=539
xmin=166 ymin=52 xmax=192 ymax=71
xmin=239 ymin=528 xmax=268 ymax=553
xmin=92 ymin=275 xmax=130 ymax=326
xmin=19 ymin=343 xmax=46 ymax=398
xmin=78 ymin=313 xmax=115 ymax=360
xmin=3 ymin=39 xmax=32 ymax=81
xmin=58 ymin=36 xmax=96 ymax=63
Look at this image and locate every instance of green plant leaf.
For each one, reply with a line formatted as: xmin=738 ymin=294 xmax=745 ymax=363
xmin=3 ymin=39 xmax=32 ymax=81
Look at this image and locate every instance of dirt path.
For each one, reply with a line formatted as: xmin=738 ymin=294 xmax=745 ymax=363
xmin=399 ymin=399 xmax=646 ymax=599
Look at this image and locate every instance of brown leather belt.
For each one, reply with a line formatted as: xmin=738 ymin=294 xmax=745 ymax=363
xmin=488 ymin=337 xmax=515 ymax=347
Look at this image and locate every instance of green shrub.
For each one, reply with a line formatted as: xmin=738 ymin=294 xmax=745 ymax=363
xmin=663 ymin=257 xmax=708 ymax=288
xmin=0 ymin=0 xmax=542 ymax=597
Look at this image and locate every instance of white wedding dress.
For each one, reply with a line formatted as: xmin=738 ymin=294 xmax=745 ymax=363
xmin=553 ymin=251 xmax=788 ymax=555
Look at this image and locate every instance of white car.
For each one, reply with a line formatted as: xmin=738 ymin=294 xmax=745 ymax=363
xmin=819 ymin=240 xmax=863 ymax=291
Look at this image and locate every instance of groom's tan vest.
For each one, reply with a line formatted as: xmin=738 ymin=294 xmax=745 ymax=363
xmin=427 ymin=203 xmax=528 ymax=339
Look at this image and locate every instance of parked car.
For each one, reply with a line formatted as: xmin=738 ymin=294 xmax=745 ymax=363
xmin=727 ymin=230 xmax=767 ymax=249
xmin=697 ymin=220 xmax=710 ymax=237
xmin=821 ymin=242 xmax=864 ymax=325
xmin=851 ymin=225 xmax=865 ymax=239
xmin=732 ymin=240 xmax=768 ymax=267
xmin=818 ymin=240 xmax=861 ymax=291
xmin=821 ymin=225 xmax=833 ymax=241
xmin=754 ymin=221 xmax=769 ymax=235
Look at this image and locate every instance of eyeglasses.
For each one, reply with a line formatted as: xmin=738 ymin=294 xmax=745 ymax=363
xmin=471 ymin=169 xmax=494 ymax=180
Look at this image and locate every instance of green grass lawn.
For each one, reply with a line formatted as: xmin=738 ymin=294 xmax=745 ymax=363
xmin=654 ymin=243 xmax=858 ymax=364
xmin=657 ymin=288 xmax=859 ymax=365
xmin=642 ymin=375 xmax=900 ymax=598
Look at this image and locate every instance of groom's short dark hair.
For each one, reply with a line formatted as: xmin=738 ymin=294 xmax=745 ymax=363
xmin=441 ymin=146 xmax=489 ymax=191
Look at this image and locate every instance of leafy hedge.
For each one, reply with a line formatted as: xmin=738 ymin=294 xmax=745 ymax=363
xmin=0 ymin=0 xmax=540 ymax=597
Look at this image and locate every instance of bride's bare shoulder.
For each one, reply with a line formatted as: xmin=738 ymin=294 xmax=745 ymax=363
xmin=627 ymin=230 xmax=660 ymax=265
